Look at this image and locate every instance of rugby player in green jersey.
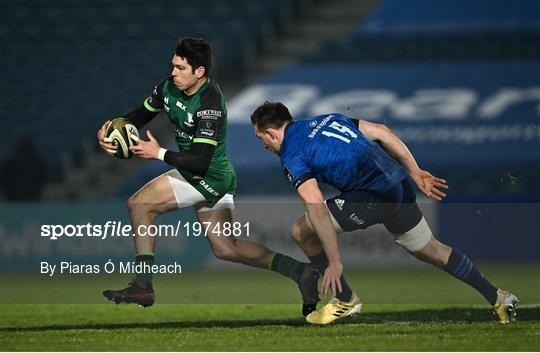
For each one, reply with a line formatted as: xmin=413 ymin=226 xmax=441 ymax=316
xmin=97 ymin=38 xmax=319 ymax=315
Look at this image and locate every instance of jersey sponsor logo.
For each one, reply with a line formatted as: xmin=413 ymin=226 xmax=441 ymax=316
xmin=308 ymin=115 xmax=333 ymax=138
xmin=183 ymin=113 xmax=195 ymax=127
xmin=199 ymin=130 xmax=215 ymax=137
xmin=283 ymin=166 xmax=293 ymax=183
xmin=174 ymin=127 xmax=192 ymax=140
xmin=197 ymin=109 xmax=222 ymax=118
xmin=164 ymin=96 xmax=170 ymax=112
xmin=335 ymin=198 xmax=345 ymax=211
xmin=200 ymin=115 xmax=218 ymax=121
xmin=196 ymin=120 xmax=217 ymax=138
xmin=199 ymin=179 xmax=220 ymax=197
xmin=176 ymin=101 xmax=186 ymax=111
xmin=349 ymin=213 xmax=365 ymax=226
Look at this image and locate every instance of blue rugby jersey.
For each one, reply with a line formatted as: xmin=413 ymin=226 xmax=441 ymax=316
xmin=280 ymin=114 xmax=408 ymax=194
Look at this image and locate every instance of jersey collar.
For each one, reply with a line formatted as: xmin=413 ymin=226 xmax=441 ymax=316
xmin=280 ymin=121 xmax=295 ymax=156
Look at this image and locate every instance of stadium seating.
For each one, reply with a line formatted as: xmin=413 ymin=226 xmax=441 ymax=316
xmin=121 ymin=0 xmax=539 ymax=199
xmin=304 ymin=0 xmax=540 ymax=63
xmin=0 ymin=0 xmax=302 ymax=184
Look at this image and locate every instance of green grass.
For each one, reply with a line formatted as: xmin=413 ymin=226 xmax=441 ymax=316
xmin=1 ymin=265 xmax=539 ymax=351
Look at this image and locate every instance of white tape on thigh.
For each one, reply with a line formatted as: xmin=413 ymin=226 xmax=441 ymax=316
xmin=304 ymin=207 xmax=344 ymax=234
xmin=394 ymin=217 xmax=432 ymax=252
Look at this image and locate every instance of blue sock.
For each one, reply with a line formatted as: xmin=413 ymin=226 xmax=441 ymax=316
xmin=308 ymin=251 xmax=353 ymax=302
xmin=444 ymin=249 xmax=498 ymax=305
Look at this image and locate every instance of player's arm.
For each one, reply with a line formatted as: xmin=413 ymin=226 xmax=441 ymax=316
xmin=297 ymin=178 xmax=343 ymax=297
xmin=128 ymin=133 xmax=215 ymax=177
xmin=125 ymin=79 xmax=167 ymax=129
xmin=97 ymin=80 xmax=165 ymax=154
xmin=123 ymin=105 xmax=159 ymax=130
xmin=161 ymin=143 xmax=214 ymax=176
xmin=130 ymin=107 xmax=222 ymax=176
xmin=357 ymin=119 xmax=448 ymax=201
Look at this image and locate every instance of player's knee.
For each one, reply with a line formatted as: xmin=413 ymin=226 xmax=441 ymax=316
xmin=126 ymin=194 xmax=158 ymax=215
xmin=415 ymin=237 xmax=450 ymax=268
xmin=290 ymin=219 xmax=303 ymax=242
xmin=290 ymin=215 xmax=312 ymax=243
xmin=126 ymin=195 xmax=140 ymax=214
xmin=211 ymin=245 xmax=238 ymax=262
xmin=411 ymin=237 xmax=436 ymax=262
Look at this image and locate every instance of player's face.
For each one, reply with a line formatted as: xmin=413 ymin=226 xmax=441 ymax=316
xmin=171 ymin=55 xmax=203 ymax=93
xmin=254 ymin=125 xmax=281 ymax=155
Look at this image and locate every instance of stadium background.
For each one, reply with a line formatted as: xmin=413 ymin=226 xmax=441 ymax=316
xmin=1 ymin=0 xmax=539 ymax=350
xmin=1 ymin=0 xmax=538 ymax=269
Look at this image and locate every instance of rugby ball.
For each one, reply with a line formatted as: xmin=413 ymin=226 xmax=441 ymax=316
xmin=105 ymin=118 xmax=139 ymax=159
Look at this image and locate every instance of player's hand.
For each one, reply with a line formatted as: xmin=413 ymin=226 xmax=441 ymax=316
xmin=129 ymin=130 xmax=161 ymax=159
xmin=411 ymin=169 xmax=448 ymax=201
xmin=97 ymin=120 xmax=117 ymax=155
xmin=322 ymin=260 xmax=343 ymax=298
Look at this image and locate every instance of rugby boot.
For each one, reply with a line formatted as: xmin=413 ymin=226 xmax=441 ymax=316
xmin=297 ymin=263 xmax=321 ymax=316
xmin=103 ymin=280 xmax=155 ymax=307
xmin=306 ymin=292 xmax=362 ymax=325
xmin=493 ymin=289 xmax=519 ymax=324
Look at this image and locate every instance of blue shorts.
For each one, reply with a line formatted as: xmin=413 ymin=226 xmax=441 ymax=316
xmin=326 ymin=176 xmax=423 ymax=234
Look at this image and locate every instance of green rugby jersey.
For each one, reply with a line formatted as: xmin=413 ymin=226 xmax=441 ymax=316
xmin=143 ymin=77 xmax=236 ymax=203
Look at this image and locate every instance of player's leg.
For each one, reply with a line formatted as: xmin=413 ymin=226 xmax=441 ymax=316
xmin=292 ymin=212 xmax=361 ymax=324
xmin=292 ymin=194 xmax=389 ymax=324
xmin=126 ymin=171 xmax=180 ymax=279
xmin=386 ymin=178 xmax=518 ymax=324
xmin=196 ymin=198 xmax=320 ymax=315
xmin=290 ymin=212 xmax=355 ymax=302
xmin=395 ymin=224 xmax=518 ymax=323
xmin=103 ymin=170 xmax=196 ymax=306
xmin=290 ymin=213 xmax=323 ymax=256
xmin=196 ymin=204 xmax=271 ymax=268
xmin=127 ymin=173 xmax=178 ymax=250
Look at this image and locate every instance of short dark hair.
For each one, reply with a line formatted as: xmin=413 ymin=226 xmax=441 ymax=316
xmin=175 ymin=37 xmax=212 ymax=76
xmin=250 ymin=101 xmax=293 ymax=130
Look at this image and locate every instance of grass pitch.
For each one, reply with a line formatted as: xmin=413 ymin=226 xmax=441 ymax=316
xmin=1 ymin=265 xmax=539 ymax=351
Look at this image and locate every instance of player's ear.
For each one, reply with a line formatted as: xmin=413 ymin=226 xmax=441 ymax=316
xmin=266 ymin=128 xmax=279 ymax=141
xmin=195 ymin=66 xmax=205 ymax=79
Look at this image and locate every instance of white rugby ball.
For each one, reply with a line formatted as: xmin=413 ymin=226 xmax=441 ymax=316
xmin=105 ymin=118 xmax=139 ymax=159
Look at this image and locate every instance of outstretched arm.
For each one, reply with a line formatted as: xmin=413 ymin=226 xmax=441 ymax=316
xmin=297 ymin=178 xmax=343 ymax=297
xmin=358 ymin=120 xmax=448 ymax=201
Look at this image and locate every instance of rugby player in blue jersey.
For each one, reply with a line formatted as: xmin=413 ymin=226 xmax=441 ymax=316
xmin=250 ymin=101 xmax=518 ymax=325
